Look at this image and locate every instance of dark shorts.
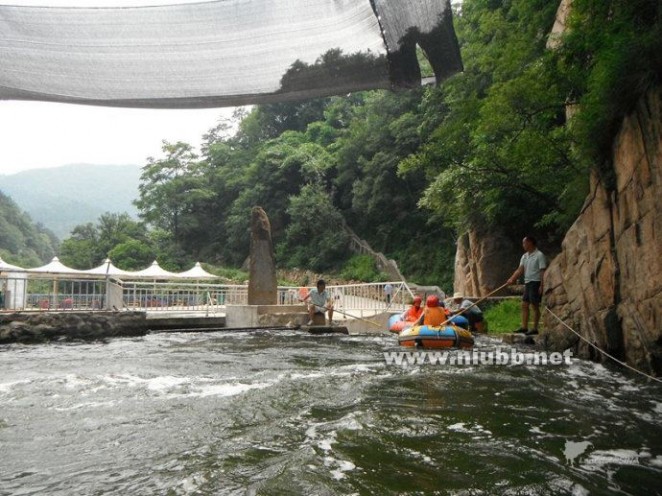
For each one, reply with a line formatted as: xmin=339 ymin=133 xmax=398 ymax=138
xmin=523 ymin=281 xmax=542 ymax=305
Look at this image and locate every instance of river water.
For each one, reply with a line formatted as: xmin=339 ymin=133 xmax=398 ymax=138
xmin=1 ymin=331 xmax=661 ymax=495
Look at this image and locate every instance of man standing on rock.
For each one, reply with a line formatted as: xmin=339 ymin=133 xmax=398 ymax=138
xmin=507 ymin=236 xmax=547 ymax=335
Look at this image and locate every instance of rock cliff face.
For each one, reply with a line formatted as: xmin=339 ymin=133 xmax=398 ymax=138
xmin=453 ymin=228 xmax=518 ymax=297
xmin=542 ymin=89 xmax=662 ymax=375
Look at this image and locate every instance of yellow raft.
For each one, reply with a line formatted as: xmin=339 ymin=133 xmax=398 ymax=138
xmin=398 ymin=324 xmax=475 ymax=349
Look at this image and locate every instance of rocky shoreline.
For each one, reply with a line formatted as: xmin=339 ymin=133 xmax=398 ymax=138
xmin=0 ymin=311 xmax=148 ymax=345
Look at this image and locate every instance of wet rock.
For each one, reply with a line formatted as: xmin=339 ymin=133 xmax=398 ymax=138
xmin=0 ymin=311 xmax=148 ymax=344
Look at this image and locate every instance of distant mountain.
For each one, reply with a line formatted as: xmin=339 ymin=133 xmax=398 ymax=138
xmin=0 ymin=164 xmax=142 ymax=239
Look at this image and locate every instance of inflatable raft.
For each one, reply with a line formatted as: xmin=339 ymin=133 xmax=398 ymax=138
xmin=388 ymin=314 xmax=413 ymax=333
xmin=398 ymin=324 xmax=474 ymax=349
xmin=388 ymin=313 xmax=470 ymax=334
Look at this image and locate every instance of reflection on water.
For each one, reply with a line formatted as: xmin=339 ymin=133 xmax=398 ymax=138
xmin=0 ymin=331 xmax=661 ymax=495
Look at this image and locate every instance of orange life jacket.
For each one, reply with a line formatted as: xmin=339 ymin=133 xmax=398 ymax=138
xmin=422 ymin=306 xmax=449 ymax=326
xmin=404 ymin=305 xmax=423 ymax=322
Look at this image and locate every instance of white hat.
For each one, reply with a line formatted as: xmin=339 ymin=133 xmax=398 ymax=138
xmin=453 ymin=292 xmax=463 ymax=299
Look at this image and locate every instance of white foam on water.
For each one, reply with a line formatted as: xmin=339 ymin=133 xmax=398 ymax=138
xmin=62 ymin=373 xmax=95 ymax=390
xmin=325 ymin=456 xmax=356 ymax=480
xmin=402 ymin=448 xmax=434 ymax=465
xmin=98 ymin=373 xmax=272 ymax=400
xmin=317 ymin=428 xmax=338 ymax=452
xmin=448 ymin=422 xmax=468 ymax=432
xmin=190 ymin=382 xmax=271 ymax=398
xmin=563 ymin=440 xmax=592 ymax=465
xmin=580 ymin=449 xmax=641 ymax=472
xmin=330 ymin=469 xmax=346 ymax=480
xmin=53 ymin=400 xmax=117 ymax=412
xmin=178 ymin=474 xmax=207 ymax=495
xmin=338 ymin=363 xmax=383 ymax=373
xmin=0 ymin=379 xmax=31 ymax=395
xmin=304 ymin=424 xmax=338 ymax=453
xmin=447 ymin=422 xmax=492 ymax=437
xmin=288 ymin=372 xmax=326 ymax=381
xmin=145 ymin=375 xmax=190 ymax=391
xmin=649 ymin=455 xmax=662 ymax=468
xmin=528 ymin=425 xmax=554 ymax=439
xmin=547 ymin=477 xmax=591 ymax=496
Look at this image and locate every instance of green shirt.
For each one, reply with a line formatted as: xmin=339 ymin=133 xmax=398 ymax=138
xmin=308 ymin=288 xmax=330 ymax=309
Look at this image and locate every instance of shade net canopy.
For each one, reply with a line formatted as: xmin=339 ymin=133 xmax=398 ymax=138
xmin=0 ymin=0 xmax=462 ymax=108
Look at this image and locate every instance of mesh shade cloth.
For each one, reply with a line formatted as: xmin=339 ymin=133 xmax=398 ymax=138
xmin=0 ymin=0 xmax=462 ymax=108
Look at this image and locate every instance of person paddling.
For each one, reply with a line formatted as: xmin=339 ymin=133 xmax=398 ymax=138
xmin=415 ymin=295 xmax=448 ymax=327
xmin=403 ymin=296 xmax=423 ymax=323
xmin=450 ymin=292 xmax=485 ymax=333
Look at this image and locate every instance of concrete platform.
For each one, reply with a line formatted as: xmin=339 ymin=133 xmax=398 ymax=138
xmin=145 ymin=313 xmax=226 ymax=331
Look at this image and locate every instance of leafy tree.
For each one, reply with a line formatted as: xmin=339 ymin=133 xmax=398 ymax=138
xmin=135 ymin=141 xmax=215 ymax=258
xmin=277 ymin=184 xmax=349 ymax=271
xmin=556 ymin=0 xmax=662 ymax=179
xmin=108 ymin=239 xmax=155 ymax=270
xmin=401 ymin=0 xmax=580 ymax=241
xmin=59 ymin=213 xmax=151 ymax=269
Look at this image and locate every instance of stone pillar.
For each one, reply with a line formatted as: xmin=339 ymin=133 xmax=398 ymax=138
xmin=247 ymin=207 xmax=278 ymax=305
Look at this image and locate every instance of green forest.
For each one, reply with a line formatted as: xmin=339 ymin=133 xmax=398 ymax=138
xmin=3 ymin=0 xmax=660 ymax=288
xmin=0 ymin=191 xmax=58 ymax=267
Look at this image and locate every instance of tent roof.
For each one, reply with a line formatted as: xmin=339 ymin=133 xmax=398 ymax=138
xmin=82 ymin=258 xmax=135 ymax=278
xmin=0 ymin=257 xmax=25 ymax=272
xmin=177 ymin=262 xmax=218 ymax=279
xmin=2 ymin=256 xmax=223 ymax=280
xmin=129 ymin=260 xmax=181 ymax=279
xmin=0 ymin=0 xmax=461 ymax=109
xmin=29 ymin=256 xmax=85 ymax=275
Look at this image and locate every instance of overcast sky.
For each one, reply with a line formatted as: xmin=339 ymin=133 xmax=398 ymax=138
xmin=0 ymin=0 xmax=239 ymax=175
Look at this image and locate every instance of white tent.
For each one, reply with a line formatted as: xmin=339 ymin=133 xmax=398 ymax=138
xmin=29 ymin=256 xmax=86 ymax=276
xmin=0 ymin=257 xmax=25 ymax=272
xmin=129 ymin=260 xmax=181 ymax=280
xmin=178 ymin=262 xmax=218 ymax=280
xmin=82 ymin=258 xmax=135 ymax=278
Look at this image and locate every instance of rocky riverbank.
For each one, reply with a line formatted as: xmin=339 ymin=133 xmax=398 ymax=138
xmin=0 ymin=311 xmax=148 ymax=344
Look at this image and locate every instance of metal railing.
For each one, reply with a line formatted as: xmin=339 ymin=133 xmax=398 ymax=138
xmin=2 ymin=275 xmax=417 ymax=317
xmin=1 ymin=276 xmax=107 ymax=311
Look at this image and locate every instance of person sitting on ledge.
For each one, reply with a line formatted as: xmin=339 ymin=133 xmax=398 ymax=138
xmin=303 ymin=279 xmax=334 ymax=325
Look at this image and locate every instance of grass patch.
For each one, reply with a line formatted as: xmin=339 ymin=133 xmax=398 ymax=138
xmin=483 ymin=299 xmax=521 ymax=334
xmin=340 ymin=255 xmax=389 ymax=282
